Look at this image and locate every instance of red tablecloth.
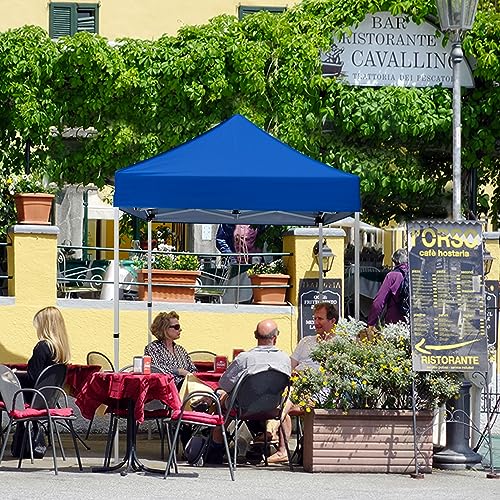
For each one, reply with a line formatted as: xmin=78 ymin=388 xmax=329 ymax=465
xmin=75 ymin=372 xmax=181 ymax=423
xmin=3 ymin=363 xmax=100 ymax=397
xmin=193 ymin=360 xmax=214 ymax=371
xmin=196 ymin=371 xmax=222 ymax=390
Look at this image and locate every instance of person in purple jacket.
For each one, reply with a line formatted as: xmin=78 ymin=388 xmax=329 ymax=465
xmin=367 ymin=248 xmax=408 ymax=327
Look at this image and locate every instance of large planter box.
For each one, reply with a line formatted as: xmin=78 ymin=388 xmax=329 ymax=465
xmin=249 ymin=274 xmax=289 ymax=304
xmin=303 ymin=409 xmax=433 ymax=474
xmin=137 ymin=269 xmax=200 ymax=303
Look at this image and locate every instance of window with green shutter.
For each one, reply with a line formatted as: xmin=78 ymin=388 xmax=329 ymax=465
xmin=49 ymin=3 xmax=99 ymax=39
xmin=238 ymin=6 xmax=285 ymax=20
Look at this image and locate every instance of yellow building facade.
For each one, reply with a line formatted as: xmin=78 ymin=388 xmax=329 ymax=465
xmin=0 ymin=0 xmax=294 ymax=39
xmin=1 ymin=225 xmax=345 ymax=367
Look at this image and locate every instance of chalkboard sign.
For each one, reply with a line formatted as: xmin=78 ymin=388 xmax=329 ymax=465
xmin=408 ymin=221 xmax=488 ymax=372
xmin=298 ymin=279 xmax=342 ymax=339
xmin=485 ymin=280 xmax=498 ymax=347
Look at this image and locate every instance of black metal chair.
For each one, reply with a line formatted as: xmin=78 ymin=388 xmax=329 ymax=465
xmin=0 ymin=364 xmax=82 ymax=474
xmin=84 ymin=351 xmax=114 ymax=439
xmin=223 ymin=368 xmax=293 ymax=470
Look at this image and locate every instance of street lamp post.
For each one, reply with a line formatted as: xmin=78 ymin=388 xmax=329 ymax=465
xmin=433 ymin=0 xmax=481 ymax=471
xmin=435 ymin=0 xmax=479 ymax=221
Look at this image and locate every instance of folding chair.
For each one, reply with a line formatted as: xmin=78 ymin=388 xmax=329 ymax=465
xmin=0 ymin=364 xmax=82 ymax=475
xmin=224 ymin=368 xmax=293 ymax=470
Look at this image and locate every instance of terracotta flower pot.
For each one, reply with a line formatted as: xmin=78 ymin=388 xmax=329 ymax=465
xmin=137 ymin=269 xmax=201 ymax=303
xmin=249 ymin=274 xmax=289 ymax=305
xmin=303 ymin=409 xmax=433 ymax=474
xmin=14 ymin=193 xmax=54 ymax=225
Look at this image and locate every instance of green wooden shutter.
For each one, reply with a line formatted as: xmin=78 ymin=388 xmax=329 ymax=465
xmin=238 ymin=6 xmax=285 ymax=20
xmin=49 ymin=4 xmax=75 ymax=38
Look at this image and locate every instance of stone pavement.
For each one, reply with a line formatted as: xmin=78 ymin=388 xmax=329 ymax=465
xmin=0 ymin=434 xmax=499 ymax=500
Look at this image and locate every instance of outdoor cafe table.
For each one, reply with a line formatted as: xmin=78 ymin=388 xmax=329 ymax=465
xmin=75 ymin=371 xmax=180 ymax=474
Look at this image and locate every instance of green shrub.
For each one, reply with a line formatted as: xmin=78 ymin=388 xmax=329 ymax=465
xmin=290 ymin=320 xmax=461 ymax=412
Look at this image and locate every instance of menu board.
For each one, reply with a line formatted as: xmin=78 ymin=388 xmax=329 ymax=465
xmin=298 ymin=278 xmax=342 ymax=338
xmin=408 ymin=221 xmax=488 ymax=372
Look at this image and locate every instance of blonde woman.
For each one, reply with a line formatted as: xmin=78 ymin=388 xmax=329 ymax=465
xmin=144 ymin=311 xmax=196 ymax=388
xmin=25 ymin=306 xmax=71 ymax=387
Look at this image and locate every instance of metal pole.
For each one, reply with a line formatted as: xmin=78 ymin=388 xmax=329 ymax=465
xmin=147 ymin=220 xmax=152 ymax=345
xmin=112 ymin=207 xmax=120 ymax=463
xmin=451 ymin=32 xmax=463 ymax=222
xmin=354 ymin=212 xmax=360 ymax=321
xmin=318 ymin=222 xmax=324 ymax=294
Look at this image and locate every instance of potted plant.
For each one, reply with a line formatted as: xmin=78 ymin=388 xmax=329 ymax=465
xmin=291 ymin=320 xmax=461 ymax=473
xmin=6 ymin=172 xmax=58 ymax=225
xmin=247 ymin=258 xmax=290 ymax=305
xmin=135 ymin=252 xmax=200 ymax=302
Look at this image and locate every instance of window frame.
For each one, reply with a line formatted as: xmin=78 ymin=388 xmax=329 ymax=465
xmin=49 ymin=2 xmax=99 ymax=39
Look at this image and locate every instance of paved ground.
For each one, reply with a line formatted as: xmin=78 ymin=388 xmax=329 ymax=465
xmin=1 ymin=434 xmax=499 ymax=500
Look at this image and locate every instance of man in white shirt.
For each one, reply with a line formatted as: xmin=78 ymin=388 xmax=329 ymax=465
xmin=207 ymin=319 xmax=291 ymax=464
xmin=267 ymin=301 xmax=339 ymax=464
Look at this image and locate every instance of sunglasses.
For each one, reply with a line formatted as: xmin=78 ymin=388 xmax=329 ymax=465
xmin=168 ymin=324 xmax=181 ymax=330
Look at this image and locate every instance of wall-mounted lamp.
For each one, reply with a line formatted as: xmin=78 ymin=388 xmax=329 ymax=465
xmin=483 ymin=245 xmax=493 ymax=276
xmin=313 ymin=238 xmax=335 ymax=277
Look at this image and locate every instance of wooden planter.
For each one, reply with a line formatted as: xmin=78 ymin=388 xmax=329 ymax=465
xmin=249 ymin=274 xmax=289 ymax=305
xmin=14 ymin=193 xmax=54 ymax=225
xmin=137 ymin=269 xmax=201 ymax=303
xmin=303 ymin=409 xmax=433 ymax=474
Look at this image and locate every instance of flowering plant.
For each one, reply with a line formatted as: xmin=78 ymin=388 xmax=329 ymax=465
xmin=132 ymin=252 xmax=199 ymax=271
xmin=290 ymin=320 xmax=461 ymax=412
xmin=247 ymin=257 xmax=288 ymax=276
xmin=6 ymin=172 xmax=57 ymax=196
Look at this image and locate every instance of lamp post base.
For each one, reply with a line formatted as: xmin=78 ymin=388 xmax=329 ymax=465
xmin=433 ymin=381 xmax=483 ymax=470
xmin=433 ymin=447 xmax=482 ymax=470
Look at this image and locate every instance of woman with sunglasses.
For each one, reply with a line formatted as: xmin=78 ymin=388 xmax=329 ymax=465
xmin=144 ymin=311 xmax=196 ymax=387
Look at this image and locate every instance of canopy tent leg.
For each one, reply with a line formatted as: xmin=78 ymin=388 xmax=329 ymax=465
xmin=113 ymin=207 xmax=121 ymax=463
xmin=354 ymin=212 xmax=360 ymax=321
xmin=318 ymin=222 xmax=324 ymax=294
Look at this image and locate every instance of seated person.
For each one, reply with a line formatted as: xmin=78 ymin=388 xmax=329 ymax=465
xmin=144 ymin=311 xmax=196 ymax=388
xmin=207 ymin=319 xmax=291 ymax=463
xmin=17 ymin=306 xmax=71 ymax=391
xmin=11 ymin=306 xmax=71 ymax=458
xmin=267 ymin=301 xmax=338 ymax=464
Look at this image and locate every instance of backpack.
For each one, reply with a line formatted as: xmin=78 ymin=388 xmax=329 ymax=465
xmin=184 ymin=432 xmax=211 ymax=466
xmin=396 ymin=267 xmax=410 ymax=317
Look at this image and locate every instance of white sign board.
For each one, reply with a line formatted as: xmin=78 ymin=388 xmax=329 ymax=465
xmin=321 ymin=12 xmax=474 ymax=88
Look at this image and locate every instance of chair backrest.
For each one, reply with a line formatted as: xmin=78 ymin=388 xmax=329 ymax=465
xmin=188 ymin=351 xmax=217 ymax=362
xmin=32 ymin=363 xmax=67 ymax=409
xmin=227 ymin=368 xmax=290 ymax=421
xmin=0 ymin=364 xmax=24 ymax=412
xmin=87 ymin=351 xmax=114 ymax=372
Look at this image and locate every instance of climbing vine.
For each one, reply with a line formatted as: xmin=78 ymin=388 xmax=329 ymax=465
xmin=0 ymin=0 xmax=499 ymax=236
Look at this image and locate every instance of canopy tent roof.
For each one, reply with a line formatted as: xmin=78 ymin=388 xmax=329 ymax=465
xmin=114 ymin=115 xmax=361 ymax=225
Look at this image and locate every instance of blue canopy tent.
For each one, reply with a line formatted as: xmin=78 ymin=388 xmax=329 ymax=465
xmin=111 ymin=114 xmax=361 ymax=370
xmin=114 ymin=114 xmax=360 ymax=225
